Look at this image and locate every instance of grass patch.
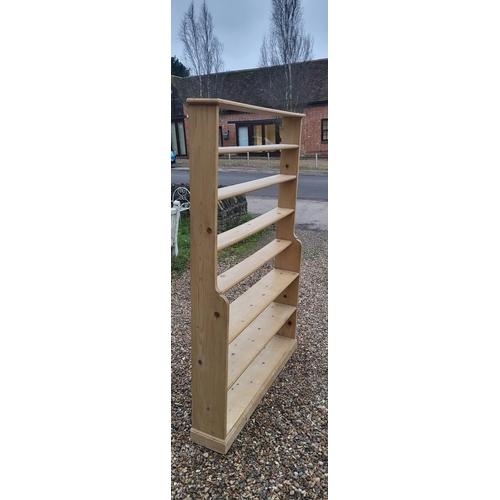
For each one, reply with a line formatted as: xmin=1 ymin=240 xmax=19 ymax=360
xmin=171 ymin=215 xmax=271 ymax=276
xmin=218 ymin=216 xmax=270 ymax=261
xmin=171 ymin=216 xmax=191 ymax=276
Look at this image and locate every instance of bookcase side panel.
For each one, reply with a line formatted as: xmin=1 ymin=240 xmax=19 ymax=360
xmin=276 ymin=116 xmax=302 ymax=273
xmin=189 ymin=103 xmax=229 ymax=439
xmin=275 ymin=116 xmax=303 ymax=338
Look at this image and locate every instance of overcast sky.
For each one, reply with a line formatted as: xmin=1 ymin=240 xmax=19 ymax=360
xmin=170 ymin=0 xmax=328 ymax=73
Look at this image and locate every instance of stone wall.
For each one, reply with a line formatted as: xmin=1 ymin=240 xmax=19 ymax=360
xmin=171 ymin=183 xmax=248 ymax=232
xmin=217 ymin=194 xmax=248 ymax=232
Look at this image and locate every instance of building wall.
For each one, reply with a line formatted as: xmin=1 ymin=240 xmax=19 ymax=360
xmin=176 ymin=102 xmax=328 ymax=158
xmin=219 ymin=112 xmax=276 ymax=149
xmin=302 ymin=103 xmax=328 ymax=157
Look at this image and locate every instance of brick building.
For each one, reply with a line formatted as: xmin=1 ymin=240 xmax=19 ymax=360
xmin=171 ymin=58 xmax=328 ymax=159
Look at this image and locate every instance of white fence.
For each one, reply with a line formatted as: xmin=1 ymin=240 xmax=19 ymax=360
xmin=171 ymin=187 xmax=191 ymax=257
xmin=171 ymin=200 xmax=181 ymax=256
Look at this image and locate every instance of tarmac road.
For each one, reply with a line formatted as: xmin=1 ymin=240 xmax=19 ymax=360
xmin=246 ymin=195 xmax=328 ymax=231
xmin=170 ymin=168 xmax=328 ymax=201
xmin=171 ymin=167 xmax=328 ymax=231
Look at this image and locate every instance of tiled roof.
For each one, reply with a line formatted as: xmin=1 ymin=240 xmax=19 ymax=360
xmin=172 ymin=58 xmax=328 ymax=109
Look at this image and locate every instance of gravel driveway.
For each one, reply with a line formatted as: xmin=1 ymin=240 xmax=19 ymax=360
xmin=171 ymin=227 xmax=328 ymax=499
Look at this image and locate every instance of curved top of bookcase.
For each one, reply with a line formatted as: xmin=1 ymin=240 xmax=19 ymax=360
xmin=186 ymin=98 xmax=305 ymax=118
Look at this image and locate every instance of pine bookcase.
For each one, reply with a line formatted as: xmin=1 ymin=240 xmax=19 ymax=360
xmin=188 ymin=98 xmax=304 ymax=454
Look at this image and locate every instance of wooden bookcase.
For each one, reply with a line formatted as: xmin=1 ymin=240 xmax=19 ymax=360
xmin=188 ymin=98 xmax=304 ymax=454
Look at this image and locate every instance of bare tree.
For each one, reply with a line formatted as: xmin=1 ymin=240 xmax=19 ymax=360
xmin=178 ymin=0 xmax=224 ymax=98
xmin=259 ymin=0 xmax=314 ymax=112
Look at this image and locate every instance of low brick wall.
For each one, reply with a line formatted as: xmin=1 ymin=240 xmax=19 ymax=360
xmin=171 ymin=183 xmax=248 ymax=232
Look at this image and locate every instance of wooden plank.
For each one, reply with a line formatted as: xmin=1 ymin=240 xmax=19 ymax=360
xmin=217 ymin=207 xmax=293 ymax=251
xmin=226 ymin=335 xmax=297 ymax=435
xmin=189 ymin=101 xmax=229 ymax=440
xmin=187 ymin=98 xmax=305 ymax=117
xmin=275 ymin=115 xmax=303 ymax=274
xmin=218 ymin=175 xmax=296 ymax=201
xmin=227 ymin=302 xmax=296 ymax=389
xmin=217 ymin=239 xmax=291 ymax=293
xmin=190 ymin=428 xmax=228 ymax=455
xmin=218 ymin=144 xmax=298 ymax=155
xmin=228 ymin=269 xmax=299 ymax=343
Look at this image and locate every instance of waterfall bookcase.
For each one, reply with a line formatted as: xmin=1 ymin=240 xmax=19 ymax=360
xmin=188 ymin=98 xmax=304 ymax=454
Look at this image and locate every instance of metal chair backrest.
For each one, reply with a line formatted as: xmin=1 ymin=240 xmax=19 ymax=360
xmin=171 ymin=186 xmax=190 ymax=212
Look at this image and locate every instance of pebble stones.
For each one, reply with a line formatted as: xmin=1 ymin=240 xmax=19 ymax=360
xmin=171 ymin=228 xmax=328 ymax=498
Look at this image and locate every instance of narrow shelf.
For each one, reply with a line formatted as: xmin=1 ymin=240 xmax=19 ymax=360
xmin=228 ymin=268 xmax=299 ymax=343
xmin=218 ymin=144 xmax=299 ymax=155
xmin=218 ymin=207 xmax=294 ymax=251
xmin=217 ymin=239 xmax=292 ymax=293
xmin=218 ymin=174 xmax=296 ymax=201
xmin=226 ymin=334 xmax=297 ymax=435
xmin=187 ymin=98 xmax=305 ymax=118
xmin=227 ymin=302 xmax=296 ymax=389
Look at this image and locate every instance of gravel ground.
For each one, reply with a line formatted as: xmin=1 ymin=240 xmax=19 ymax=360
xmin=171 ymin=227 xmax=328 ymax=499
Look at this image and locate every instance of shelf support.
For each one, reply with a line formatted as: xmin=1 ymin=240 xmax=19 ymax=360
xmin=189 ymin=101 xmax=229 ymax=440
xmin=274 ymin=116 xmax=303 ymax=338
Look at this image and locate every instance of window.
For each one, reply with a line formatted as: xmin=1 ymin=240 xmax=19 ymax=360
xmin=321 ymin=119 xmax=328 ymax=142
xmin=234 ymin=121 xmax=280 ymax=148
xmin=238 ymin=125 xmax=249 ymax=146
xmin=171 ymin=87 xmax=187 ymax=155
xmin=171 ymin=120 xmax=187 ymax=155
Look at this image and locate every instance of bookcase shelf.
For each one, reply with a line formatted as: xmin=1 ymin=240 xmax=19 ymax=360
xmin=218 ymin=174 xmax=296 ymax=200
xmin=187 ymin=98 xmax=303 ymax=454
xmin=227 ymin=302 xmax=296 ymax=389
xmin=217 ymin=239 xmax=292 ymax=293
xmin=217 ymin=207 xmax=294 ymax=251
xmin=218 ymin=144 xmax=299 ymax=154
